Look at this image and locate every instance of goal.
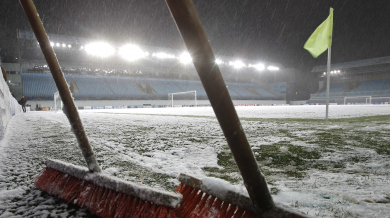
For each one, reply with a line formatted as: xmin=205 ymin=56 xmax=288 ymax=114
xmin=168 ymin=91 xmax=197 ymax=107
xmin=343 ymin=96 xmax=372 ymax=105
xmin=370 ymin=97 xmax=390 ymax=104
xmin=54 ymin=91 xmax=63 ymax=110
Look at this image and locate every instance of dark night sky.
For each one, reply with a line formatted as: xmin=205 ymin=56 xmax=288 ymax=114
xmin=1 ymin=0 xmax=390 ymax=72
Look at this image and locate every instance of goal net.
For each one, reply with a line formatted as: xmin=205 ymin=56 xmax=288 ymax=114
xmin=168 ymin=91 xmax=197 ymax=107
xmin=54 ymin=91 xmax=63 ymax=110
xmin=370 ymin=97 xmax=390 ymax=104
xmin=344 ymin=96 xmax=372 ymax=105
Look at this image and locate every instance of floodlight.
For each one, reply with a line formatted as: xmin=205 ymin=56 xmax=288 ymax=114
xmin=85 ymin=42 xmax=115 ymax=58
xmin=229 ymin=60 xmax=245 ymax=69
xmin=80 ymin=46 xmax=84 ymax=50
xmin=68 ymin=44 xmax=72 ymax=48
xmin=215 ymin=59 xmax=223 ymax=64
xmin=152 ymin=52 xmax=175 ymax=59
xmin=119 ymin=44 xmax=148 ymax=61
xmin=62 ymin=43 xmax=66 ymax=48
xmin=267 ymin=66 xmax=279 ymax=71
xmin=250 ymin=63 xmax=265 ymax=71
xmin=50 ymin=42 xmax=54 ymax=47
xmin=56 ymin=43 xmax=60 ymax=47
xmin=179 ymin=52 xmax=192 ymax=64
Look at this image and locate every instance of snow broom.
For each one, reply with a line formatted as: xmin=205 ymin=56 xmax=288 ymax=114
xmin=20 ymin=0 xmax=181 ymax=217
xmin=166 ymin=0 xmax=309 ymax=217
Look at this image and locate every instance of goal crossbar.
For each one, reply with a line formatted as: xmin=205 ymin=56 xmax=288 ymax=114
xmin=344 ymin=96 xmax=372 ymax=105
xmin=168 ymin=90 xmax=197 ymax=107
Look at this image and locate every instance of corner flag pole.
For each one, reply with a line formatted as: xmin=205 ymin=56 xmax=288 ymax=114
xmin=325 ymin=46 xmax=331 ymax=123
xmin=303 ymin=7 xmax=333 ymax=123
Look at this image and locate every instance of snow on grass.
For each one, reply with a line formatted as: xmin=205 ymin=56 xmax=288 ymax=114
xmin=94 ymin=104 xmax=390 ymax=119
xmin=0 ymin=105 xmax=389 ymax=217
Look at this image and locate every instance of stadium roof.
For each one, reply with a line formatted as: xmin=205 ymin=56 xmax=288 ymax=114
xmin=311 ymin=56 xmax=390 ymax=72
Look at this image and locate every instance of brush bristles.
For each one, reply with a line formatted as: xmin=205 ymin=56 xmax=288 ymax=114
xmin=34 ymin=168 xmax=263 ymax=217
xmin=174 ymin=183 xmax=262 ymax=218
xmin=34 ymin=167 xmax=175 ymax=218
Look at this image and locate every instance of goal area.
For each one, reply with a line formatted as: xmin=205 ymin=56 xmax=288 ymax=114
xmin=54 ymin=91 xmax=63 ymax=110
xmin=168 ymin=91 xmax=197 ymax=107
xmin=343 ymin=96 xmax=372 ymax=105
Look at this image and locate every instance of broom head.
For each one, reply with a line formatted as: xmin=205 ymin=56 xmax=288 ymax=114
xmin=175 ymin=174 xmax=310 ymax=218
xmin=34 ymin=159 xmax=182 ymax=218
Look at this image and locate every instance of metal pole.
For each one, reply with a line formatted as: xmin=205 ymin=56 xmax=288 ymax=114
xmin=325 ymin=46 xmax=331 ymax=123
xmin=195 ymin=91 xmax=197 ymax=107
xmin=19 ymin=0 xmax=101 ymax=173
xmin=54 ymin=92 xmax=57 ymax=110
xmin=166 ymin=0 xmax=274 ymax=211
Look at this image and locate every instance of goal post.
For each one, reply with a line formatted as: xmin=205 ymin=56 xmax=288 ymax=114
xmin=168 ymin=90 xmax=197 ymax=107
xmin=343 ymin=96 xmax=372 ymax=105
xmin=54 ymin=91 xmax=63 ymax=110
xmin=369 ymin=97 xmax=390 ymax=104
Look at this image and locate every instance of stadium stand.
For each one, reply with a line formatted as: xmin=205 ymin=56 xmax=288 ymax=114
xmin=246 ymin=84 xmax=275 ymax=98
xmin=69 ymin=75 xmax=116 ymax=100
xmin=22 ymin=73 xmax=278 ymax=101
xmin=22 ymin=73 xmax=57 ymax=100
xmin=268 ymin=82 xmax=286 ymax=93
xmin=309 ymin=56 xmax=390 ymax=104
xmin=313 ymin=79 xmax=390 ymax=99
xmin=104 ymin=77 xmax=146 ymax=100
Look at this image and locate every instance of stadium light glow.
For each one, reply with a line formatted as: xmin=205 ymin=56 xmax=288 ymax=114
xmin=267 ymin=66 xmax=279 ymax=71
xmin=179 ymin=52 xmax=192 ymax=64
xmin=215 ymin=59 xmax=223 ymax=64
xmin=249 ymin=63 xmax=265 ymax=71
xmin=80 ymin=46 xmax=84 ymax=50
xmin=62 ymin=43 xmax=66 ymax=48
xmin=85 ymin=42 xmax=115 ymax=58
xmin=229 ymin=60 xmax=245 ymax=69
xmin=152 ymin=52 xmax=175 ymax=59
xmin=56 ymin=43 xmax=60 ymax=47
xmin=50 ymin=42 xmax=54 ymax=47
xmin=67 ymin=44 xmax=72 ymax=48
xmin=119 ymin=44 xmax=148 ymax=61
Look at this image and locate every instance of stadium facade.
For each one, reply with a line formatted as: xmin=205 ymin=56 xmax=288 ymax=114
xmin=2 ymin=30 xmax=295 ymax=109
xmin=308 ymin=56 xmax=390 ymax=105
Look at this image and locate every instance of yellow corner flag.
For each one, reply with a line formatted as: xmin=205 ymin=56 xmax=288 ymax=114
xmin=304 ymin=8 xmax=333 ymax=58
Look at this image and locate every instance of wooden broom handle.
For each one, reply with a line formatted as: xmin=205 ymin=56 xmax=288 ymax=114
xmin=19 ymin=0 xmax=101 ymax=173
xmin=166 ymin=0 xmax=274 ymax=211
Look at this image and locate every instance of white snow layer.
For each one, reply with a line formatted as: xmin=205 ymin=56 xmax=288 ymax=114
xmin=0 ymin=105 xmax=389 ymax=217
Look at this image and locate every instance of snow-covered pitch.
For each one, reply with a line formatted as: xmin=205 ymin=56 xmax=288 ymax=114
xmin=0 ymin=105 xmax=389 ymax=217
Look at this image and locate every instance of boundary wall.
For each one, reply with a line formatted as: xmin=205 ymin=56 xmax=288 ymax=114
xmin=28 ymin=99 xmax=287 ymax=110
xmin=0 ymin=75 xmax=23 ymax=140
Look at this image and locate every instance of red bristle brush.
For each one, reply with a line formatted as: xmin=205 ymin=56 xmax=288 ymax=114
xmin=175 ymin=174 xmax=310 ymax=218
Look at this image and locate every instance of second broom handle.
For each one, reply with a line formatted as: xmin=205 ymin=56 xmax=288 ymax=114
xmin=166 ymin=0 xmax=274 ymax=211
